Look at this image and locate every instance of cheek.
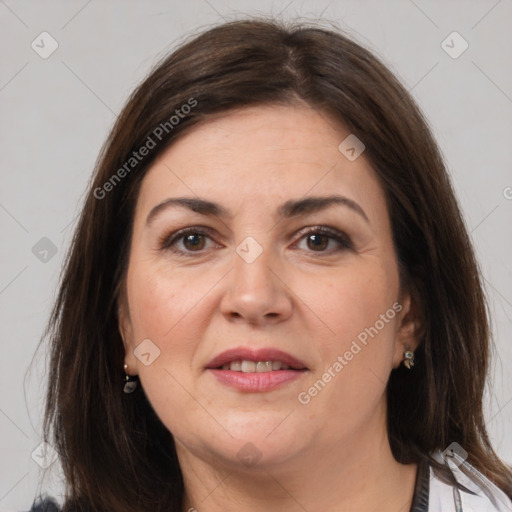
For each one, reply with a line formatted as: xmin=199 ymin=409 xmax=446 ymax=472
xmin=294 ymin=269 xmax=400 ymax=428
xmin=124 ymin=264 xmax=205 ymax=397
xmin=127 ymin=262 xmax=209 ymax=341
xmin=305 ymin=268 xmax=399 ymax=408
xmin=125 ymin=265 xmax=210 ymax=428
xmin=305 ymin=261 xmax=399 ymax=357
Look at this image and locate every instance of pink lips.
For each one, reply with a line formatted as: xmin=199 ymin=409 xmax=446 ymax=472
xmin=205 ymin=347 xmax=308 ymax=392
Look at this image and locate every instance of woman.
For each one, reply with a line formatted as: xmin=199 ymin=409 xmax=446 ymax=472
xmin=31 ymin=18 xmax=512 ymax=512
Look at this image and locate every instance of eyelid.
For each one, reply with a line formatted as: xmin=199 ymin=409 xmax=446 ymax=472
xmin=291 ymin=225 xmax=353 ymax=251
xmin=157 ymin=225 xmax=219 ymax=252
xmin=158 ymin=224 xmax=353 ymax=255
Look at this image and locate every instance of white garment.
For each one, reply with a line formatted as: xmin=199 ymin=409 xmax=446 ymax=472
xmin=428 ymin=451 xmax=512 ymax=511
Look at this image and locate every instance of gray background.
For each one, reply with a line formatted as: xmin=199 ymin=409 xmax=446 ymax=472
xmin=1 ymin=0 xmax=511 ymax=509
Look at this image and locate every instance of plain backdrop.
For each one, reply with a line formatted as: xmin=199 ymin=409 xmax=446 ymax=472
xmin=1 ymin=1 xmax=511 ymax=510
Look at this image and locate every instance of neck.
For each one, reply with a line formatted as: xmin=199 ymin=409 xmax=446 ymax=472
xmin=177 ymin=406 xmax=418 ymax=511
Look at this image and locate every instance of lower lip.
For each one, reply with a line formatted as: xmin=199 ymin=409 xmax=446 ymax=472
xmin=207 ymin=369 xmax=307 ymax=392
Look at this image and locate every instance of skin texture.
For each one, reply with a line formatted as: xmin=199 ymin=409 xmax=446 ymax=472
xmin=119 ymin=104 xmax=420 ymax=511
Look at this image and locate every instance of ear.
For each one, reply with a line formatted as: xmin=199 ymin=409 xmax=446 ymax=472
xmin=117 ymin=293 xmax=138 ymax=374
xmin=392 ymin=290 xmax=421 ymax=369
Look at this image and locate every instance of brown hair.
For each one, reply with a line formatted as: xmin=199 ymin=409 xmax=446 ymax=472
xmin=38 ymin=17 xmax=512 ymax=511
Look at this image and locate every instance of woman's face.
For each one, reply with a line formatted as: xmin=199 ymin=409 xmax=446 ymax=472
xmin=119 ymin=104 xmax=417 ymax=470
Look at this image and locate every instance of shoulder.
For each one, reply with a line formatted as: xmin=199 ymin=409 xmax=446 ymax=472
xmin=28 ymin=496 xmax=61 ymax=512
xmin=28 ymin=495 xmax=91 ymax=512
xmin=428 ymin=451 xmax=512 ymax=512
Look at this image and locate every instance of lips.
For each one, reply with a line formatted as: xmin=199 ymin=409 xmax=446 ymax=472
xmin=206 ymin=347 xmax=308 ymax=371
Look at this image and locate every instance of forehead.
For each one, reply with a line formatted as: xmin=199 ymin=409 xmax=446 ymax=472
xmin=159 ymin=104 xmax=348 ymax=169
xmin=134 ymin=104 xmax=385 ymax=224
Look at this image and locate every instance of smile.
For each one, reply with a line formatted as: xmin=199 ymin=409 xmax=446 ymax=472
xmin=206 ymin=347 xmax=309 ymax=391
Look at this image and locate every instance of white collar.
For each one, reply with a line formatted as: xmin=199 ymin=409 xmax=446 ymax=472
xmin=428 ymin=450 xmax=512 ymax=511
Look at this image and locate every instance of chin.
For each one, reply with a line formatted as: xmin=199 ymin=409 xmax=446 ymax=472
xmin=213 ymin=419 xmax=306 ymax=468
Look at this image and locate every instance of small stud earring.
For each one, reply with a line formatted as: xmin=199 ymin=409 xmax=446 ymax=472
xmin=403 ymin=350 xmax=415 ymax=370
xmin=123 ymin=363 xmax=138 ymax=393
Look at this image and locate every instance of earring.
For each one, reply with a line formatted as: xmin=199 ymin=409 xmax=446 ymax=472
xmin=403 ymin=350 xmax=415 ymax=370
xmin=123 ymin=363 xmax=138 ymax=393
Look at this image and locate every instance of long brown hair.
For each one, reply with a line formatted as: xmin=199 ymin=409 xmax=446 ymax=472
xmin=38 ymin=17 xmax=512 ymax=511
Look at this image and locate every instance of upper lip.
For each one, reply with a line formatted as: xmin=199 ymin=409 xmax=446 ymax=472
xmin=206 ymin=347 xmax=308 ymax=370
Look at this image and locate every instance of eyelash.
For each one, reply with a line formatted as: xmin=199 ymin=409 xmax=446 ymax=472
xmin=158 ymin=225 xmax=353 ymax=257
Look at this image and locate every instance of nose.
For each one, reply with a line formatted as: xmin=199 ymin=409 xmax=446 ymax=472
xmin=220 ymin=241 xmax=293 ymax=326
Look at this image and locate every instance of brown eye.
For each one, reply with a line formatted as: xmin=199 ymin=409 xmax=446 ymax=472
xmin=295 ymin=227 xmax=353 ymax=253
xmin=159 ymin=225 xmax=351 ymax=257
xmin=182 ymin=233 xmax=206 ymax=251
xmin=159 ymin=227 xmax=218 ymax=256
xmin=306 ymin=233 xmax=329 ymax=251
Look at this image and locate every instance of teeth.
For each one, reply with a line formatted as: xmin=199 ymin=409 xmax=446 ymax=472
xmin=230 ymin=361 xmax=242 ymax=371
xmin=256 ymin=361 xmax=272 ymax=373
xmin=241 ymin=360 xmax=256 ymax=373
xmin=219 ymin=360 xmax=296 ymax=372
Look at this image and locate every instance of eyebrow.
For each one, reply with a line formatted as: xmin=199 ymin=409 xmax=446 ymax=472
xmin=145 ymin=195 xmax=370 ymax=226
